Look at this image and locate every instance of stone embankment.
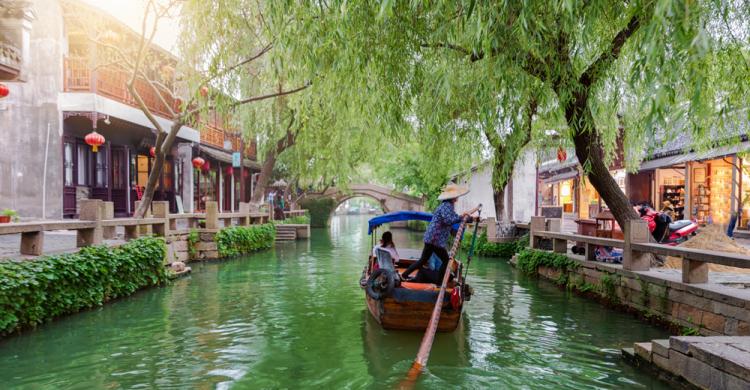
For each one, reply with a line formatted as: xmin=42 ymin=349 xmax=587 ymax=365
xmin=624 ymin=336 xmax=750 ymax=389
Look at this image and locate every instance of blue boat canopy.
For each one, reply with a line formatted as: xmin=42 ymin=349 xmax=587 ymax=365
xmin=368 ymin=211 xmax=433 ymax=234
xmin=367 ymin=211 xmax=460 ymax=234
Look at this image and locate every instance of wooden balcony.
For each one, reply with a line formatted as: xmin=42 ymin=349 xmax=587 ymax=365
xmin=64 ymin=57 xmax=257 ymax=160
xmin=64 ymin=57 xmax=176 ymax=119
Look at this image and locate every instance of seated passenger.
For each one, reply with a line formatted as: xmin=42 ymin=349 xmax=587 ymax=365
xmin=372 ymin=231 xmax=399 ymax=263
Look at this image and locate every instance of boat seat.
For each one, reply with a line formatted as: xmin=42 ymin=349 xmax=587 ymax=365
xmin=400 ymin=281 xmax=438 ymax=290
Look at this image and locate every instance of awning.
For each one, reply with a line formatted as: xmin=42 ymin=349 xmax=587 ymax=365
xmin=542 ymin=170 xmax=578 ymax=184
xmin=368 ymin=211 xmax=460 ymax=234
xmin=201 ymin=147 xmax=261 ymax=170
xmin=640 ymin=141 xmax=750 ymax=170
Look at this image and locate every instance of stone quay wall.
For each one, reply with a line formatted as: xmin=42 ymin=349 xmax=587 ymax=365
xmin=519 ymin=255 xmax=750 ymax=336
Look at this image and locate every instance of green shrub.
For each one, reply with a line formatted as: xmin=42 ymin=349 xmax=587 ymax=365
xmin=514 ymin=248 xmax=580 ymax=276
xmin=215 ymin=224 xmax=276 ymax=257
xmin=187 ymin=229 xmax=199 ymax=259
xmin=0 ymin=237 xmax=168 ymax=335
xmin=279 ymin=214 xmax=311 ymax=225
xmin=300 ymin=198 xmax=337 ymax=227
xmin=405 ymin=220 xmax=428 ymax=231
xmin=461 ymin=231 xmax=529 ymax=258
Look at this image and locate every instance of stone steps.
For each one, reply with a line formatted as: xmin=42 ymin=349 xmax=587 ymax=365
xmin=275 ymin=225 xmax=297 ymax=241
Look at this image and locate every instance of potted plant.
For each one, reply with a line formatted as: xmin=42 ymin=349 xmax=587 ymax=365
xmin=0 ymin=209 xmax=18 ymax=223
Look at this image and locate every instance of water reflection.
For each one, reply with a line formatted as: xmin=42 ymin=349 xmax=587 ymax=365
xmin=0 ymin=215 xmax=669 ymax=389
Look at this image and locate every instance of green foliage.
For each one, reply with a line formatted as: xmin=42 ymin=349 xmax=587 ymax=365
xmin=406 ymin=220 xmax=428 ymax=232
xmin=279 ymin=214 xmax=311 ymax=225
xmin=599 ymin=273 xmax=622 ymax=303
xmin=214 ymin=224 xmax=276 ymax=258
xmin=187 ymin=229 xmax=199 ymax=259
xmin=1 ymin=209 xmax=18 ymax=222
xmin=0 ymin=237 xmax=168 ymax=335
xmin=515 ymin=249 xmax=580 ymax=276
xmin=299 ymin=198 xmax=337 ymax=227
xmin=462 ymin=231 xmax=530 ymax=258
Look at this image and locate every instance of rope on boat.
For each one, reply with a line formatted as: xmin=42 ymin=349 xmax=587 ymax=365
xmin=402 ymin=204 xmax=481 ymax=387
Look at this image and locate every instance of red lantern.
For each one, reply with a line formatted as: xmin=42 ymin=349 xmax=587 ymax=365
xmin=149 ymin=146 xmax=156 ymax=157
xmin=192 ymin=156 xmax=205 ymax=169
xmin=85 ymin=130 xmax=105 ymax=153
xmin=0 ymin=83 xmax=8 ymax=98
xmin=200 ymin=86 xmax=209 ymax=98
xmin=202 ymin=159 xmax=211 ymax=171
xmin=557 ymin=147 xmax=567 ymax=162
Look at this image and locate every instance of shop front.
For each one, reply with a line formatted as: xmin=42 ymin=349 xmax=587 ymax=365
xmin=194 ymin=146 xmax=259 ymax=213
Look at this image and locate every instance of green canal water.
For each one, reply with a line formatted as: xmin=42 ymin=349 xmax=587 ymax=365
xmin=0 ymin=215 xmax=670 ymax=389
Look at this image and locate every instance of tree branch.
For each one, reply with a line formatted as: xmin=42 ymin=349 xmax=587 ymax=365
xmin=579 ymin=6 xmax=649 ymax=87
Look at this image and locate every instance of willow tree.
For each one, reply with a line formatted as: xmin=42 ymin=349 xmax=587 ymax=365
xmin=270 ymin=0 xmax=750 ymax=227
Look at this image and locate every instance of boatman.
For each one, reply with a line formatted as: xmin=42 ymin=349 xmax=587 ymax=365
xmin=401 ymin=184 xmax=479 ymax=284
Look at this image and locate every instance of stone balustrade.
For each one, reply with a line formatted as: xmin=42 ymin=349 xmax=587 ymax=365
xmin=0 ymin=200 xmax=283 ymax=257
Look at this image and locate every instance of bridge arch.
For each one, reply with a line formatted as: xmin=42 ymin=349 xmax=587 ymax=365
xmin=300 ymin=184 xmax=424 ymax=226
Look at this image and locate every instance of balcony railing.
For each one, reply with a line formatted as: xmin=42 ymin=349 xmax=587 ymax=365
xmin=64 ymin=57 xmax=257 ymax=160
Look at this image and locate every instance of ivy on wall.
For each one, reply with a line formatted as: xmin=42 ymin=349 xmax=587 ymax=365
xmin=461 ymin=231 xmax=530 ymax=258
xmin=299 ymin=198 xmax=337 ymax=227
xmin=0 ymin=237 xmax=168 ymax=336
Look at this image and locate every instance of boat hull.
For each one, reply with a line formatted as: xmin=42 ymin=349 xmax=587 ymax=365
xmin=365 ymin=287 xmax=462 ymax=332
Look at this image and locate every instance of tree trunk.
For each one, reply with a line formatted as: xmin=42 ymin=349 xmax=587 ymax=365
xmin=134 ymin=120 xmax=183 ymax=218
xmin=493 ymin=185 xmax=506 ymax=222
xmin=567 ymin=98 xmax=639 ymax=229
xmin=250 ymin=125 xmax=297 ymax=204
xmin=251 ymin=147 xmax=278 ymax=204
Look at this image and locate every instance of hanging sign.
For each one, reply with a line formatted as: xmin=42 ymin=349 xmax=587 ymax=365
xmin=232 ymin=152 xmax=241 ymax=168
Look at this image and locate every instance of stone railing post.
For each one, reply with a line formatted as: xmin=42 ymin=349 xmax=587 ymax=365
xmin=529 ymin=216 xmax=546 ymax=249
xmin=485 ymin=217 xmax=497 ymax=242
xmin=151 ymin=201 xmax=169 ymax=237
xmin=101 ymin=201 xmax=115 ymax=239
xmin=134 ymin=200 xmax=153 ymax=235
xmin=623 ymin=219 xmax=650 ymax=271
xmin=548 ymin=218 xmax=566 ymax=254
xmin=239 ymin=202 xmax=251 ymax=226
xmin=206 ymin=201 xmax=219 ymax=229
xmin=77 ymin=199 xmax=103 ymax=247
xmin=20 ymin=228 xmax=43 ymax=256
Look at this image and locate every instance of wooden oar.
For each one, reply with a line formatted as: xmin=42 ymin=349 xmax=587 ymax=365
xmin=401 ymin=205 xmax=480 ymax=387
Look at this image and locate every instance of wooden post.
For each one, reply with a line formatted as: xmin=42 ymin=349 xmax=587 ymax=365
xmin=151 ymin=201 xmax=169 ymax=237
xmin=623 ymin=219 xmax=650 ymax=271
xmin=548 ymin=218 xmax=566 ymax=253
xmin=101 ymin=201 xmax=115 ymax=239
xmin=206 ymin=201 xmax=219 ymax=229
xmin=529 ymin=216 xmax=546 ymax=249
xmin=20 ymin=230 xmax=43 ymax=256
xmin=77 ymin=199 xmax=103 ymax=247
xmin=682 ymin=256 xmax=708 ymax=284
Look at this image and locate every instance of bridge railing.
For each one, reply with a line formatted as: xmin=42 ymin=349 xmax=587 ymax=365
xmin=529 ymin=216 xmax=750 ymax=284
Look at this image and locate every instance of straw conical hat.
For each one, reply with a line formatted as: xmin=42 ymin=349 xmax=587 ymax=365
xmin=438 ymin=184 xmax=469 ymax=200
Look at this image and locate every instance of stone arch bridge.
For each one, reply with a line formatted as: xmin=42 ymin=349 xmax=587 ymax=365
xmin=302 ymin=184 xmax=425 ymax=214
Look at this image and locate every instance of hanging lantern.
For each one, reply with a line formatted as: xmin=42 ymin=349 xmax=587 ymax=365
xmin=199 ymin=86 xmax=209 ymax=98
xmin=202 ymin=159 xmax=211 ymax=171
xmin=85 ymin=130 xmax=105 ymax=153
xmin=192 ymin=156 xmax=205 ymax=169
xmin=557 ymin=146 xmax=567 ymax=162
xmin=0 ymin=83 xmax=8 ymax=98
xmin=150 ymin=146 xmax=157 ymax=158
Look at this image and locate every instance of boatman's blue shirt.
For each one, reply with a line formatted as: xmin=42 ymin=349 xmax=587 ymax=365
xmin=423 ymin=201 xmax=463 ymax=247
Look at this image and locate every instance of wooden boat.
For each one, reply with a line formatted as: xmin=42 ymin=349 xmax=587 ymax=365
xmin=361 ymin=211 xmax=470 ymax=332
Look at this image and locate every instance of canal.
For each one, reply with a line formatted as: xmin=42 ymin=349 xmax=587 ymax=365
xmin=0 ymin=215 xmax=669 ymax=389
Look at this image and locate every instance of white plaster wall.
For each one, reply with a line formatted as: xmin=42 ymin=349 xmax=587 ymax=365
xmin=0 ymin=0 xmax=64 ymax=219
xmin=456 ymin=165 xmax=497 ymax=220
xmin=510 ymin=148 xmax=537 ymax=223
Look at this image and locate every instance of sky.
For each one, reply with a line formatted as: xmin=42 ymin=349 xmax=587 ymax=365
xmin=79 ymin=0 xmax=181 ymax=53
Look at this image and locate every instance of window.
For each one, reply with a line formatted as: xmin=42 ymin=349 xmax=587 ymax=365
xmin=77 ymin=144 xmax=89 ymax=186
xmin=64 ymin=142 xmax=73 ymax=186
xmin=95 ymin=149 xmax=108 ymax=188
xmin=136 ymin=155 xmax=150 ymax=188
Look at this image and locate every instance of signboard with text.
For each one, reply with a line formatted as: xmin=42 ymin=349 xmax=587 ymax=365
xmin=232 ymin=152 xmax=241 ymax=168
